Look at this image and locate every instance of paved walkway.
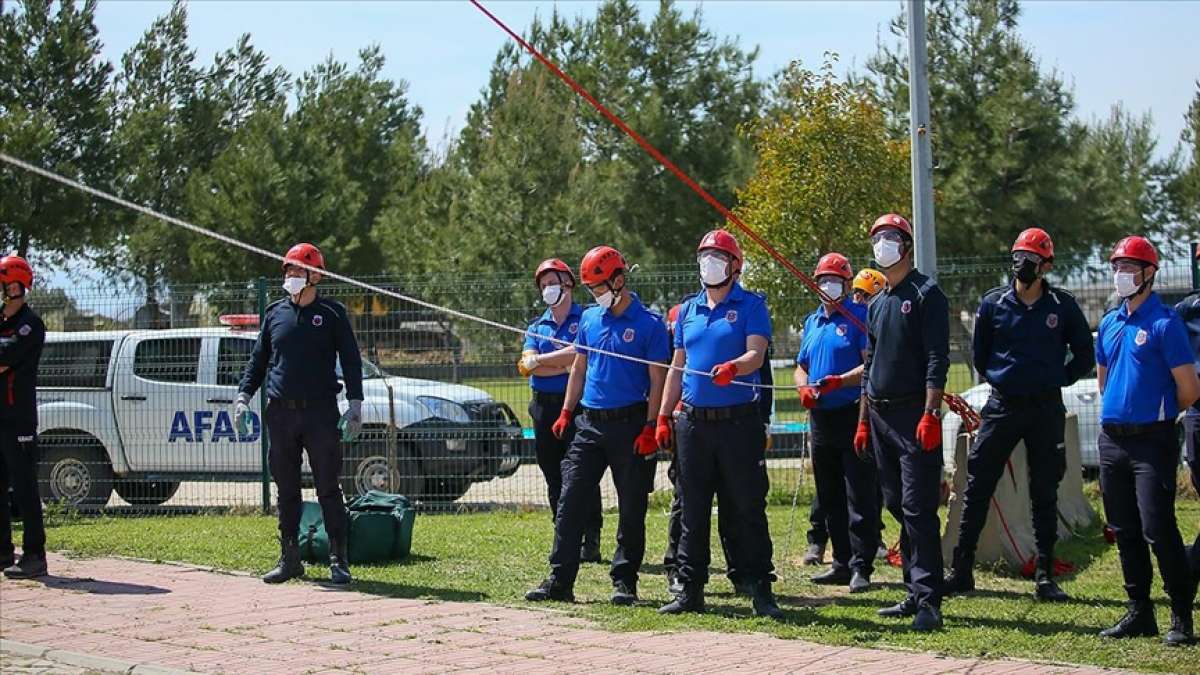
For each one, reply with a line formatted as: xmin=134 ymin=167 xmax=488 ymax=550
xmin=0 ymin=554 xmax=1121 ymax=675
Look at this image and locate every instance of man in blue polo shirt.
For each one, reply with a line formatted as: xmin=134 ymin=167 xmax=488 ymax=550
xmin=1095 ymin=236 xmax=1199 ymax=646
xmin=656 ymin=229 xmax=782 ymax=620
xmin=795 ymin=252 xmax=878 ymax=594
xmin=518 ymin=258 xmax=603 ymax=564
xmin=945 ymin=228 xmax=1093 ymax=602
xmin=526 ymin=245 xmax=669 ymax=606
xmin=1174 ymin=246 xmax=1200 ymax=592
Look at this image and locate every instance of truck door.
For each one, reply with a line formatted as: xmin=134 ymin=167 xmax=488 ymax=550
xmin=113 ymin=335 xmax=206 ymax=471
xmin=209 ymin=335 xmax=263 ymax=472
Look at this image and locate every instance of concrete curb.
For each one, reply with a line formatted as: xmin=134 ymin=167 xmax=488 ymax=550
xmin=0 ymin=638 xmax=204 ymax=675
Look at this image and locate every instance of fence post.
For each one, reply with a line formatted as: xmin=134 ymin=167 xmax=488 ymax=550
xmin=257 ymin=276 xmax=271 ymax=515
xmin=1192 ymin=242 xmax=1198 ymax=291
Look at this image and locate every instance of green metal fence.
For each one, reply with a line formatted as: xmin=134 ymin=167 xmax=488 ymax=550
xmin=27 ymin=249 xmax=1200 ymax=514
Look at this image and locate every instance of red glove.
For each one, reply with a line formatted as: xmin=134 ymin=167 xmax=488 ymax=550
xmin=916 ymin=412 xmax=941 ymax=452
xmin=799 ymin=387 xmax=819 ymax=409
xmin=655 ymin=414 xmax=673 ymax=450
xmin=634 ymin=422 xmax=658 ymax=456
xmin=551 ymin=408 xmax=573 ymax=439
xmin=815 ymin=374 xmax=842 ymax=395
xmin=711 ymin=361 xmax=738 ymax=386
xmin=853 ymin=419 xmax=870 ymax=456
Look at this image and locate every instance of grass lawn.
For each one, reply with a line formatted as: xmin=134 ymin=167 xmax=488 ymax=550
xmin=35 ymin=490 xmax=1199 ymax=673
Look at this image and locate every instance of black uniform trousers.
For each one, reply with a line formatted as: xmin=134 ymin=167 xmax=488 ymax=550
xmin=1185 ymin=415 xmax=1200 ymax=582
xmin=869 ymin=402 xmax=944 ymax=607
xmin=675 ymin=406 xmax=775 ymax=587
xmin=806 ymin=491 xmax=828 ymax=547
xmin=529 ymin=393 xmax=602 ymax=537
xmin=954 ymin=391 xmax=1066 ymax=574
xmin=664 ymin=450 xmax=739 ymax=582
xmin=549 ymin=406 xmax=655 ymax=588
xmin=0 ymin=422 xmax=45 ymax=557
xmin=811 ymin=403 xmax=880 ymax=576
xmin=1099 ymin=424 xmax=1194 ymax=615
xmin=265 ymin=399 xmax=348 ymax=543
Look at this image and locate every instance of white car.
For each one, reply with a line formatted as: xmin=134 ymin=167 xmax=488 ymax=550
xmin=35 ymin=320 xmax=522 ymax=507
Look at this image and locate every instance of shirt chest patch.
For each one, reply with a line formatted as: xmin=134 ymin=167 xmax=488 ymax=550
xmin=725 ymin=309 xmax=738 ymax=323
xmin=1045 ymin=313 xmax=1058 ymax=329
xmin=18 ymin=324 xmax=31 ymax=336
xmin=312 ymin=314 xmax=324 ymax=327
xmin=835 ymin=324 xmax=848 ymax=337
xmin=622 ymin=328 xmax=636 ymax=343
xmin=900 ymin=300 xmax=913 ymax=315
xmin=1134 ymin=328 xmax=1148 ymax=346
xmin=568 ymin=322 xmax=579 ymax=335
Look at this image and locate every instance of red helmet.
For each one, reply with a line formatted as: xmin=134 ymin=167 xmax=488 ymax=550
xmin=1109 ymin=236 xmax=1158 ymax=268
xmin=282 ymin=243 xmax=325 ymax=271
xmin=579 ymin=246 xmax=626 ymax=286
xmin=1012 ymin=227 xmax=1054 ymax=259
xmin=697 ymin=229 xmax=743 ymax=272
xmin=0 ymin=255 xmax=33 ymax=289
xmin=667 ymin=303 xmax=682 ymax=324
xmin=534 ymin=258 xmax=576 ymax=287
xmin=813 ymin=252 xmax=853 ymax=280
xmin=870 ymin=213 xmax=913 ymax=238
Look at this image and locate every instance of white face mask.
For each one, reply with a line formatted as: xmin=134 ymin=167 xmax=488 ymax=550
xmin=542 ymin=284 xmax=566 ymax=306
xmin=595 ymin=290 xmax=616 ymax=309
xmin=873 ymin=239 xmax=903 ymax=268
xmin=282 ymin=276 xmax=307 ymax=296
xmin=698 ymin=254 xmax=730 ymax=287
xmin=819 ymin=280 xmax=843 ymax=302
xmin=1114 ymin=271 xmax=1141 ymax=299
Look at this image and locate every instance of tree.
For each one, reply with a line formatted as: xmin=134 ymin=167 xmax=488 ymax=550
xmin=735 ymin=60 xmax=910 ymax=327
xmin=0 ymin=0 xmax=113 ymax=263
xmin=1165 ymin=81 xmax=1200 ymax=251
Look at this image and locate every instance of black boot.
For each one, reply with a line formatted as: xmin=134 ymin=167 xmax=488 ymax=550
xmin=2 ymin=551 xmax=47 ymax=579
xmin=329 ymin=536 xmax=352 ymax=585
xmin=878 ymin=596 xmax=919 ymax=618
xmin=1165 ymin=609 xmax=1195 ymax=647
xmin=810 ymin=566 xmax=851 ymax=585
xmin=750 ymin=580 xmax=784 ymax=621
xmin=525 ymin=577 xmax=574 ymax=602
xmin=262 ymin=537 xmax=304 ymax=584
xmin=1099 ymin=600 xmax=1158 ymax=639
xmin=659 ymin=583 xmax=705 ymax=614
xmin=611 ymin=579 xmax=638 ymax=606
xmin=944 ymin=548 xmax=975 ymax=596
xmin=0 ymin=549 xmax=14 ymax=571
xmin=912 ymin=602 xmax=944 ymax=632
xmin=580 ymin=529 xmax=601 ymax=563
xmin=1035 ymin=577 xmax=1069 ymax=602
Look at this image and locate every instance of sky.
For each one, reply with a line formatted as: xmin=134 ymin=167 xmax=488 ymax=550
xmin=39 ymin=0 xmax=1200 ymax=298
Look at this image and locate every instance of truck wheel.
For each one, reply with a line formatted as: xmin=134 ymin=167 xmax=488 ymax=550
xmin=38 ymin=442 xmax=114 ymax=507
xmin=341 ymin=439 xmax=423 ymax=501
xmin=114 ymin=480 xmax=181 ymax=506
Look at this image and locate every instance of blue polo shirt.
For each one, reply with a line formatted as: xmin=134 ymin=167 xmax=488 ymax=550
xmin=523 ymin=303 xmax=583 ymax=394
xmin=796 ymin=300 xmax=867 ymax=409
xmin=1095 ymin=292 xmax=1194 ymax=424
xmin=576 ymin=293 xmax=671 ymax=410
xmin=675 ymin=283 xmax=772 ymax=407
xmin=973 ymin=282 xmax=1094 ymax=395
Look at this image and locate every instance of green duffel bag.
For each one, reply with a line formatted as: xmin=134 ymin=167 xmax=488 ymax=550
xmin=297 ymin=491 xmax=416 ymax=564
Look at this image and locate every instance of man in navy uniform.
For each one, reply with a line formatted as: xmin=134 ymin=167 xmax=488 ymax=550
xmin=0 ymin=255 xmax=48 ymax=579
xmin=526 ymin=245 xmax=669 ymax=606
xmin=1175 ymin=245 xmax=1200 ymax=591
xmin=855 ymin=213 xmax=950 ymax=632
xmin=795 ymin=253 xmax=878 ymax=594
xmin=656 ymin=230 xmax=783 ymax=619
xmin=945 ymin=228 xmax=1093 ymax=602
xmin=518 ymin=258 xmax=603 ymax=563
xmin=236 ymin=243 xmax=364 ymax=585
xmin=1095 ymin=236 xmax=1198 ymax=646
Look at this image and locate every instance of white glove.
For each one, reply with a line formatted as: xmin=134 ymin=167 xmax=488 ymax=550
xmin=517 ymin=352 xmax=540 ymax=377
xmin=233 ymin=393 xmax=252 ymax=437
xmin=339 ymin=399 xmax=363 ymax=442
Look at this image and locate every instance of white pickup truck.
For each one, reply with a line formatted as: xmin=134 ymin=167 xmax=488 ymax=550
xmin=35 ymin=321 xmax=522 ymax=507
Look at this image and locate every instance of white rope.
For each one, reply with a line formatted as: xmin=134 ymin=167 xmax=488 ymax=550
xmin=2 ymin=151 xmax=797 ymax=391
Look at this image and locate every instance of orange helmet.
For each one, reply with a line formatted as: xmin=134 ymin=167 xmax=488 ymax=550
xmin=852 ymin=268 xmax=886 ymax=297
xmin=813 ymin=252 xmax=853 ymax=280
xmin=1109 ymin=236 xmax=1158 ymax=268
xmin=1012 ymin=227 xmax=1054 ymax=259
xmin=282 ymin=243 xmax=325 ymax=271
xmin=666 ymin=303 xmax=682 ymax=335
xmin=0 ymin=255 xmax=33 ymax=289
xmin=534 ymin=258 xmax=576 ymax=287
xmin=697 ymin=229 xmax=743 ymax=273
xmin=579 ymin=246 xmax=626 ymax=286
xmin=870 ymin=213 xmax=912 ymax=238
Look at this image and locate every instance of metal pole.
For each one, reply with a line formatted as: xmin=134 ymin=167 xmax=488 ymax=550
xmin=907 ymin=0 xmax=937 ymax=279
xmin=257 ymin=277 xmax=271 ymax=515
xmin=1192 ymin=242 xmax=1198 ymax=291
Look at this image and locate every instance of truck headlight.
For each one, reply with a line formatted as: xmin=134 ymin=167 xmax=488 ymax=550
xmin=417 ymin=396 xmax=471 ymax=423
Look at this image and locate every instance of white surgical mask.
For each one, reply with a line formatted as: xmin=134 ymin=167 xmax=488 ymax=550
xmin=819 ymin=280 xmax=843 ymax=301
xmin=595 ymin=290 xmax=616 ymax=309
xmin=1114 ymin=271 xmax=1141 ymax=299
xmin=873 ymin=239 xmax=902 ymax=268
xmin=282 ymin=276 xmax=307 ymax=296
xmin=541 ymin=284 xmax=565 ymax=306
xmin=698 ymin=254 xmax=730 ymax=287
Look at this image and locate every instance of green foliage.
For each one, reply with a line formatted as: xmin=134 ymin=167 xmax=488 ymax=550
xmin=1165 ymin=81 xmax=1200 ymax=249
xmin=736 ymin=59 xmax=910 ymax=327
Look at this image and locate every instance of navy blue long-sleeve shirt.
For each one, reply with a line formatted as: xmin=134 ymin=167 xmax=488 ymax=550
xmin=863 ymin=269 xmax=950 ymax=399
xmin=973 ymin=282 xmax=1094 ymax=395
xmin=238 ymin=295 xmax=364 ymax=402
xmin=0 ymin=304 xmax=46 ymax=425
xmin=1176 ymin=291 xmax=1200 ymax=415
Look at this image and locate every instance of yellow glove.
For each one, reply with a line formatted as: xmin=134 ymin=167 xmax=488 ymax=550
xmin=517 ymin=352 xmax=540 ymax=378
